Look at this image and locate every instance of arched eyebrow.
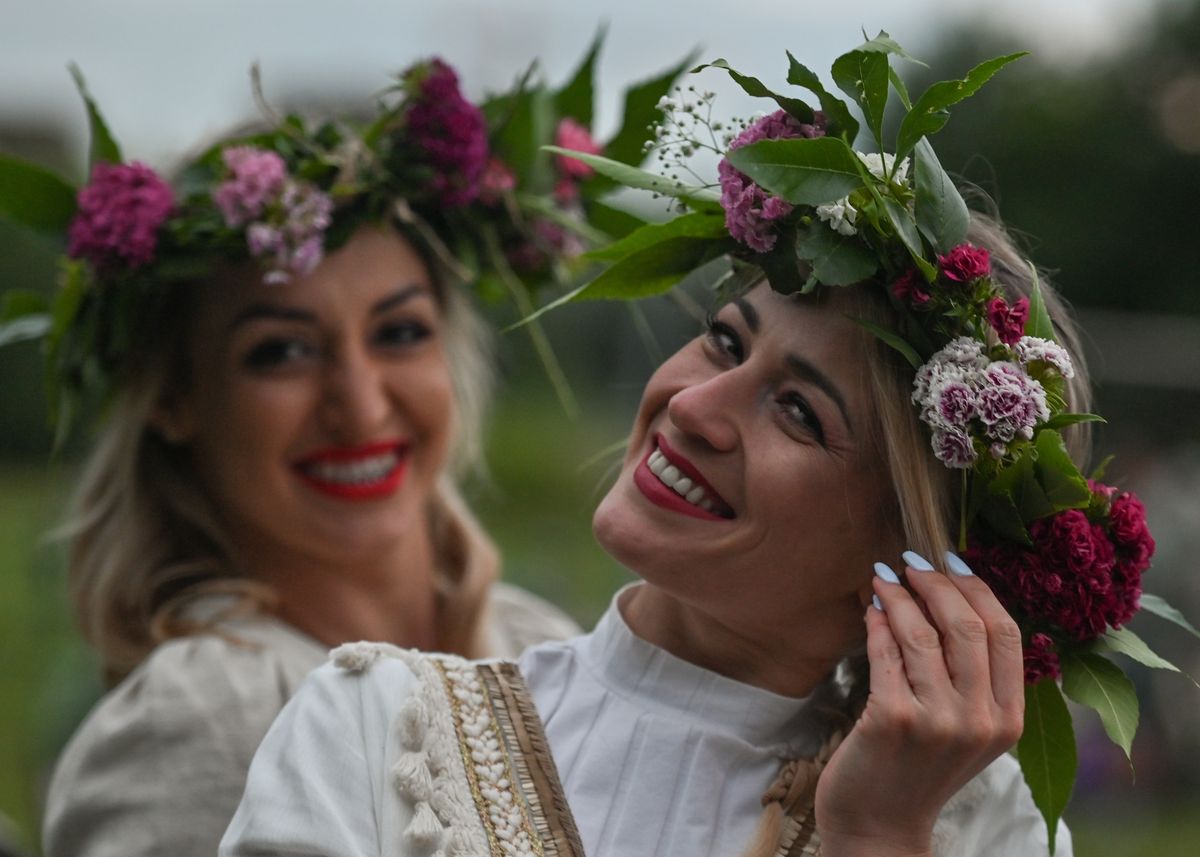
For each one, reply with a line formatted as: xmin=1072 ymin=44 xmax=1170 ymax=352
xmin=785 ymin=353 xmax=854 ymax=436
xmin=227 ymin=284 xmax=428 ymax=331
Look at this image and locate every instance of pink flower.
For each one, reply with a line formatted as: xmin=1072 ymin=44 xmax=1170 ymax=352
xmin=555 ymin=118 xmax=601 ymax=179
xmin=933 ymin=380 xmax=977 ymax=428
xmin=212 ymin=147 xmax=288 ymax=227
xmin=1024 ymin=633 xmax=1061 ymax=684
xmin=987 ymin=296 xmax=1029 ymax=346
xmin=67 ymin=161 xmax=175 ymax=271
xmin=479 ymin=158 xmax=516 ymax=205
xmin=406 ymin=58 xmax=489 ymax=207
xmin=1109 ymin=492 xmax=1149 ymax=547
xmin=892 ymin=268 xmax=930 ymax=306
xmin=554 ymin=177 xmax=580 ymax=205
xmin=718 ymin=110 xmax=825 ymax=252
xmin=931 ymin=427 xmax=976 ymax=469
xmin=938 ymin=243 xmax=990 ymax=283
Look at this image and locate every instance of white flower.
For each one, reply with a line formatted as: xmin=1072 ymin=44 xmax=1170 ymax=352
xmin=859 ymin=152 xmax=910 ymax=185
xmin=816 ymin=199 xmax=858 ymax=236
xmin=1013 ymin=336 xmax=1075 ymax=379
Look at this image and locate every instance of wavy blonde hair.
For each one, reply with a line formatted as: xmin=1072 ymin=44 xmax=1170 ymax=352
xmin=59 ymin=226 xmax=498 ymax=684
xmin=738 ymin=211 xmax=1094 ymax=857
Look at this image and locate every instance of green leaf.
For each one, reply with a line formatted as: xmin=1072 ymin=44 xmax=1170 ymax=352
xmin=895 ymin=52 xmax=1027 ymax=162
xmin=1040 ymin=412 xmax=1105 ymax=432
xmin=69 ymin=63 xmax=123 ymax=169
xmin=691 ymin=59 xmax=815 ymax=123
xmin=604 ymin=50 xmax=697 ymax=167
xmin=1 ymin=289 xmax=51 ymax=320
xmin=1139 ymin=593 xmax=1200 ymax=639
xmin=726 ymin=137 xmax=863 ymax=206
xmin=784 ymin=53 xmax=859 ymax=142
xmin=1025 ymin=263 xmax=1056 ymax=340
xmin=0 ymin=314 xmax=51 ymax=347
xmin=1088 ymin=454 xmax=1115 ymax=483
xmin=542 ymin=147 xmax=719 ymax=207
xmin=888 ymin=66 xmax=913 ymax=110
xmin=981 ymin=491 xmax=1032 ymax=545
xmin=1061 ymin=651 xmax=1139 ymax=760
xmin=584 ymin=200 xmax=646 ymax=240
xmin=794 ymin=222 xmax=878 ymax=286
xmin=913 ymin=138 xmax=968 ymax=253
xmin=991 ymin=448 xmax=1055 ymax=523
xmin=830 ymin=49 xmax=890 ymax=151
xmin=1017 ymin=679 xmax=1076 ymax=856
xmin=851 ymin=317 xmax=922 ymax=370
xmin=554 ymin=26 xmax=606 ymax=128
xmin=1033 ymin=430 xmax=1091 ymax=511
xmin=879 ymin=195 xmax=924 ymax=262
xmin=585 ymin=211 xmax=728 ymax=262
xmin=1096 ymin=628 xmax=1180 ymax=672
xmin=0 ymin=155 xmax=78 ymax=234
xmin=852 ymin=30 xmax=928 ymax=67
xmin=497 ymin=85 xmax=556 ymax=193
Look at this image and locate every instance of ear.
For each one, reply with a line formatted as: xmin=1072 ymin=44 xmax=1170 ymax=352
xmin=147 ymin=385 xmax=197 ymax=445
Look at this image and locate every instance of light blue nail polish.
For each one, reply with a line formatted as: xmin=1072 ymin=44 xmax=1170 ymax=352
xmin=873 ymin=561 xmax=900 ymax=584
xmin=944 ymin=550 xmax=975 ymax=577
xmin=902 ymin=550 xmax=935 ymax=571
xmin=872 ymin=594 xmax=884 ymax=611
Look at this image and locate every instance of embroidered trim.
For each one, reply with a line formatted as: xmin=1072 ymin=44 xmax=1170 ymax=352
xmin=434 ymin=657 xmax=544 ymax=857
xmin=778 ymin=810 xmax=820 ymax=857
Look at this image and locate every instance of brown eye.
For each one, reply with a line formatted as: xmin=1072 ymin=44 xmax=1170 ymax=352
xmin=243 ymin=337 xmax=316 ymax=369
xmin=375 ymin=319 xmax=431 ymax=348
xmin=778 ymin=392 xmax=825 ymax=445
xmin=705 ymin=316 xmax=743 ymax=362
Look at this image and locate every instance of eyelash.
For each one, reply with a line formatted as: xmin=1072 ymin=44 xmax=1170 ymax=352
xmin=241 ymin=319 xmax=433 ymax=371
xmin=703 ymin=314 xmax=825 ymax=444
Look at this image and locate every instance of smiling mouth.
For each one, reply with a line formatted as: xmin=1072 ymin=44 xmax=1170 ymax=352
xmin=294 ymin=442 xmax=409 ymax=500
xmin=635 ymin=435 xmax=734 ymax=520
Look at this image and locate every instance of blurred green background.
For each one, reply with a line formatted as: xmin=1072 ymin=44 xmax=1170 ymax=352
xmin=4 ymin=2 xmax=1200 ymax=854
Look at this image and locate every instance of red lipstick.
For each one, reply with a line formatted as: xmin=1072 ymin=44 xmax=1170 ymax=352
xmin=294 ymin=441 xmax=409 ymax=501
xmin=633 ymin=433 xmax=733 ymax=520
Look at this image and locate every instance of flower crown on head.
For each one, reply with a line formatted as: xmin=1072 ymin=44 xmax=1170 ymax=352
xmin=0 ymin=34 xmax=694 ymax=433
xmin=536 ymin=33 xmax=1198 ymax=851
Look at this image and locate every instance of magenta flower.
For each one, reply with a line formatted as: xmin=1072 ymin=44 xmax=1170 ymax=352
xmin=1023 ymin=633 xmax=1061 ymax=684
xmin=67 ymin=161 xmax=175 ymax=271
xmin=406 ymin=58 xmax=489 ymax=207
xmin=479 ymin=157 xmax=516 ymax=205
xmin=892 ymin=268 xmax=930 ymax=306
xmin=212 ymin=147 xmax=288 ymax=227
xmin=938 ymin=243 xmax=991 ymax=283
xmin=555 ymin=118 xmax=601 ymax=179
xmin=718 ymin=110 xmax=825 ymax=252
xmin=987 ymin=296 xmax=1030 ymax=345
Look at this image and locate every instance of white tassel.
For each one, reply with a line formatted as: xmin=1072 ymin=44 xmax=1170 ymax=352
xmin=398 ymin=697 xmax=429 ymax=750
xmin=404 ymin=800 xmax=445 ymax=851
xmin=392 ymin=751 xmax=434 ymax=802
xmin=329 ymin=642 xmax=385 ymax=673
xmin=443 ymin=828 xmax=475 ymax=857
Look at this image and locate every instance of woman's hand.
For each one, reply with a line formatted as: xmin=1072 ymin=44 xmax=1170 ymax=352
xmin=814 ymin=551 xmax=1025 ymax=857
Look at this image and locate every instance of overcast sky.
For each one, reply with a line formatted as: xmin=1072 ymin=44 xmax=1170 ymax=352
xmin=2 ymin=0 xmax=1167 ymax=172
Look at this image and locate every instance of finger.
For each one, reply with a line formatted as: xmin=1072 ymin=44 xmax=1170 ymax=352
xmin=901 ymin=560 xmax=991 ymax=700
xmin=864 ymin=601 xmax=913 ymax=703
xmin=942 ymin=551 xmax=1025 ymax=717
xmin=872 ymin=565 xmax=954 ymax=700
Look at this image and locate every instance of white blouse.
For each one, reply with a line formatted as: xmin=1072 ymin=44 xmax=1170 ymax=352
xmin=222 ymin=592 xmax=1071 ymax=856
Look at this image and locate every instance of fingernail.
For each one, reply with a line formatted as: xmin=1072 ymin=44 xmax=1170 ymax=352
xmin=873 ymin=561 xmax=900 ymax=584
xmin=872 ymin=594 xmax=884 ymax=612
xmin=902 ymin=550 xmax=935 ymax=571
xmin=944 ymin=550 xmax=974 ymax=577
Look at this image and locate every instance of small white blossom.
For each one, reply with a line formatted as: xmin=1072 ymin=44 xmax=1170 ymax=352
xmin=858 ymin=152 xmax=910 ymax=185
xmin=816 ymin=199 xmax=858 ymax=236
xmin=1013 ymin=336 xmax=1075 ymax=379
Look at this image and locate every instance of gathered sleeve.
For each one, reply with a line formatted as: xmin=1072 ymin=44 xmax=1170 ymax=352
xmin=220 ymin=653 xmax=421 ymax=857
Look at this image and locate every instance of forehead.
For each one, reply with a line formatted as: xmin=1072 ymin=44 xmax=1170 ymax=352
xmin=734 ymin=283 xmax=871 ymax=364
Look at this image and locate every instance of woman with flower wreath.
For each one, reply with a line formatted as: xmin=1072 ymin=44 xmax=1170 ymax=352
xmin=219 ymin=34 xmax=1192 ymax=857
xmin=0 ymin=45 xmax=692 ymax=857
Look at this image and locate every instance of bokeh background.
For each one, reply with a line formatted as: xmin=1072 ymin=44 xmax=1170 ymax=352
xmin=3 ymin=1 xmax=1200 ymax=854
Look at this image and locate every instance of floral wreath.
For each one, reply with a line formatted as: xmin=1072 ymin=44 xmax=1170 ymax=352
xmin=538 ymin=33 xmax=1200 ymax=850
xmin=0 ymin=32 xmax=693 ymax=434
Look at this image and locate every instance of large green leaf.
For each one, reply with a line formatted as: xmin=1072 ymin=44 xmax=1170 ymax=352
xmin=584 ymin=200 xmax=646 ymax=240
xmin=1096 ymin=627 xmax=1180 ymax=672
xmin=0 ymin=155 xmax=77 ymax=234
xmin=913 ymin=138 xmax=968 ymax=253
xmin=981 ymin=490 xmax=1032 ymax=545
xmin=498 ymin=86 xmax=556 ymax=193
xmin=1033 ymin=430 xmax=1091 ymax=511
xmin=895 ymin=52 xmax=1027 ymax=162
xmin=793 ymin=222 xmax=878 ymax=287
xmin=852 ymin=30 xmax=927 ymax=66
xmin=1025 ymin=264 xmax=1056 ymax=340
xmin=830 ymin=49 xmax=890 ymax=151
xmin=1139 ymin=593 xmax=1200 ymax=639
xmin=585 ymin=211 xmax=727 ymax=262
xmin=784 ymin=53 xmax=859 ymax=143
xmin=1018 ymin=679 xmax=1076 ymax=856
xmin=691 ymin=59 xmax=815 ymax=123
xmin=542 ymin=147 xmax=719 ymax=207
xmin=726 ymin=137 xmax=862 ymax=206
xmin=1040 ymin=412 xmax=1104 ymax=432
xmin=604 ymin=51 xmax=697 ymax=168
xmin=1062 ymin=651 xmax=1139 ymax=760
xmin=69 ymin=64 xmax=122 ymax=170
xmin=991 ymin=448 xmax=1055 ymax=523
xmin=851 ymin=317 xmax=921 ymax=370
xmin=554 ymin=26 xmax=605 ymax=128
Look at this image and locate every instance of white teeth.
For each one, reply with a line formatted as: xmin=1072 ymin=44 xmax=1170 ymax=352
xmin=306 ymin=452 xmax=398 ymax=485
xmin=647 ymin=444 xmax=723 ymax=513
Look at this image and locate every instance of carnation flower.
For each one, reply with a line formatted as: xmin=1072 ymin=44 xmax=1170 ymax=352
xmin=405 ymin=58 xmax=489 ymax=207
xmin=67 ymin=161 xmax=175 ymax=271
xmin=938 ymin=243 xmax=990 ymax=283
xmin=977 ymin=361 xmax=1048 ymax=443
xmin=891 ymin=268 xmax=930 ymax=306
xmin=212 ymin=147 xmax=287 ymax=227
xmin=718 ymin=110 xmax=825 ymax=252
xmin=931 ymin=379 xmax=978 ymax=428
xmin=479 ymin=158 xmax=516 ymax=205
xmin=987 ymin=296 xmax=1029 ymax=346
xmin=1013 ymin=336 xmax=1075 ymax=379
xmin=1023 ymin=633 xmax=1061 ymax=684
xmin=932 ymin=426 xmax=977 ymax=469
xmin=554 ymin=118 xmax=601 ymax=179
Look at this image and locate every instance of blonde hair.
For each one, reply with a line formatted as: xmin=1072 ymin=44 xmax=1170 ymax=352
xmin=737 ymin=211 xmax=1094 ymax=857
xmin=59 ymin=225 xmax=498 ymax=683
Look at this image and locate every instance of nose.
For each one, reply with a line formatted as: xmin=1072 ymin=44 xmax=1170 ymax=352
xmin=319 ymin=341 xmax=393 ymax=441
xmin=665 ymin=367 xmax=744 ymax=453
